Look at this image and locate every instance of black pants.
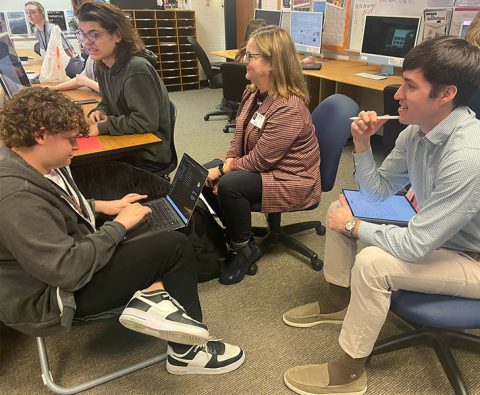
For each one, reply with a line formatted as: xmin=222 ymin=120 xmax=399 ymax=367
xmin=203 ymin=159 xmax=262 ymax=244
xmin=74 ymin=231 xmax=202 ymax=322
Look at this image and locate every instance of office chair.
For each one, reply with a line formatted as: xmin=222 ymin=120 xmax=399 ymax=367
xmin=219 ymin=62 xmax=248 ymax=133
xmin=382 ymin=84 xmax=404 ymax=153
xmin=155 ymin=100 xmax=178 ymax=180
xmin=186 ymin=36 xmax=229 ymax=121
xmin=35 ymin=312 xmax=167 ymax=394
xmin=71 ymin=160 xmax=170 ymax=204
xmin=250 ymin=94 xmax=360 ymax=272
xmin=33 ymin=42 xmax=41 ymax=56
xmin=370 ymin=290 xmax=480 ymax=395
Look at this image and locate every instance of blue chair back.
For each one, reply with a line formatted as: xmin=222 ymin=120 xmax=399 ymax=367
xmin=311 ymin=94 xmax=359 ymax=192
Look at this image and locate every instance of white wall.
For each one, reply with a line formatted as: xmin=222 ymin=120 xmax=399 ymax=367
xmin=2 ymin=0 xmax=73 ymax=10
xmin=190 ymin=0 xmax=225 ymax=59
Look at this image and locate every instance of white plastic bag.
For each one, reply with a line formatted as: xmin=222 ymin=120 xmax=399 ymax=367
xmin=39 ymin=25 xmax=69 ymax=83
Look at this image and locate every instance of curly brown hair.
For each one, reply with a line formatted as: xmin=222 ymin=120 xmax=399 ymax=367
xmin=0 ymin=87 xmax=88 ymax=148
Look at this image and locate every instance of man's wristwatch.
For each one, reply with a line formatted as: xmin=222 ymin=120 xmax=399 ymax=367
xmin=344 ymin=217 xmax=358 ymax=237
xmin=218 ymin=161 xmax=225 ymax=176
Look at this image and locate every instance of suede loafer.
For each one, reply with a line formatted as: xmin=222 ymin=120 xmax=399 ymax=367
xmin=284 ymin=363 xmax=367 ymax=395
xmin=283 ymin=302 xmax=347 ymax=328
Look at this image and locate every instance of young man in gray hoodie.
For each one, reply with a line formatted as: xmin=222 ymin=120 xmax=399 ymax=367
xmin=0 ymin=87 xmax=244 ymax=378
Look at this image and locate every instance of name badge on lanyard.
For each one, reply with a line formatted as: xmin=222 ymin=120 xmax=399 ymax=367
xmin=250 ymin=112 xmax=265 ymax=129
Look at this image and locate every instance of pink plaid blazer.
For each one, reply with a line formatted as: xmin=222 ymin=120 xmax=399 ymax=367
xmin=228 ymin=89 xmax=321 ymax=213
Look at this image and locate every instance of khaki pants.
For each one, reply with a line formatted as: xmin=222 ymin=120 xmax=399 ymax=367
xmin=324 ymin=201 xmax=480 ymax=358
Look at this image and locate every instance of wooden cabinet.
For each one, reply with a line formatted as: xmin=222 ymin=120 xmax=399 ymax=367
xmin=123 ymin=9 xmax=199 ymax=92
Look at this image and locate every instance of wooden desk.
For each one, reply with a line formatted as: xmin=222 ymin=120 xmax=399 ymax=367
xmin=57 ymin=89 xmax=162 ymax=166
xmin=211 ymin=49 xmax=402 ymax=91
xmin=73 ymin=134 xmax=161 ymax=166
xmin=12 ymin=52 xmax=163 ymax=166
xmin=18 ymin=49 xmax=43 ymax=75
xmin=211 ymin=49 xmax=403 ymax=110
xmin=211 ymin=49 xmax=238 ymax=60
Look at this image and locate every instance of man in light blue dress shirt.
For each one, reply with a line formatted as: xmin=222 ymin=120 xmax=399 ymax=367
xmin=283 ymin=36 xmax=480 ymax=395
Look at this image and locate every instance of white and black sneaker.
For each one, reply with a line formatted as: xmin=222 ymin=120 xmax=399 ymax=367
xmin=167 ymin=337 xmax=245 ymax=375
xmin=119 ymin=290 xmax=209 ymax=345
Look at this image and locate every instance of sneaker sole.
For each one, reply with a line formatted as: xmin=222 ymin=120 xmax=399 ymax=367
xmin=284 ymin=373 xmax=367 ymax=395
xmin=119 ymin=308 xmax=209 ymax=345
xmin=282 ymin=314 xmax=344 ymax=328
xmin=166 ymin=351 xmax=245 ymax=375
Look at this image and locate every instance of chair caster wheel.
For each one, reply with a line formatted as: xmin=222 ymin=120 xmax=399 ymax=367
xmin=310 ymin=257 xmax=323 ymax=271
xmin=315 ymin=225 xmax=326 ymax=236
xmin=223 ymin=127 xmax=229 ymax=133
xmin=247 ymin=263 xmax=258 ymax=276
xmin=204 ymin=115 xmax=210 ymax=121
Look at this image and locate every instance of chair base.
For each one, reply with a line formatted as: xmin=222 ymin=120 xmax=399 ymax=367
xmin=204 ymin=109 xmax=229 ymax=121
xmin=36 ymin=337 xmax=167 ymax=394
xmin=252 ymin=214 xmax=325 ymax=271
xmin=370 ymin=327 xmax=480 ymax=395
xmin=223 ymin=117 xmax=236 ymax=133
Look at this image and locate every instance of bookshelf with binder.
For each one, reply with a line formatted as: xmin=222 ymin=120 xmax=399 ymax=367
xmin=123 ymin=9 xmax=199 ymax=92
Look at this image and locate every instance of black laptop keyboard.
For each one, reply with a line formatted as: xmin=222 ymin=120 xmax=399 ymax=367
xmin=145 ymin=199 xmax=178 ymax=230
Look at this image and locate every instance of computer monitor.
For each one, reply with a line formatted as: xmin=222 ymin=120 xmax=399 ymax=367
xmin=360 ymin=15 xmax=421 ymax=76
xmin=312 ymin=0 xmax=326 ymax=13
xmin=290 ymin=11 xmax=324 ymax=56
xmin=459 ymin=20 xmax=471 ymax=38
xmin=280 ymin=11 xmax=291 ymax=34
xmin=253 ymin=9 xmax=282 ymax=26
xmin=0 ymin=32 xmax=31 ymax=99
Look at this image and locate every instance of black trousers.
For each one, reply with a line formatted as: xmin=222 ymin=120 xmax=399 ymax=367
xmin=203 ymin=159 xmax=262 ymax=244
xmin=74 ymin=231 xmax=202 ymax=322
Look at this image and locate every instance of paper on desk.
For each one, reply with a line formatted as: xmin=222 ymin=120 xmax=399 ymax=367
xmin=77 ymin=136 xmax=102 ymax=151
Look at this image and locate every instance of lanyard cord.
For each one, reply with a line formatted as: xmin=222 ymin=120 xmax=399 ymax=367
xmin=52 ymin=169 xmax=86 ymax=217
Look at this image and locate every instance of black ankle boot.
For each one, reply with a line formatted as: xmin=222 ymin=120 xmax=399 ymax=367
xmin=219 ymin=241 xmax=261 ymax=285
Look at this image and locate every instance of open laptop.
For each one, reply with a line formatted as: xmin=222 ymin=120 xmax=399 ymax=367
xmin=122 ymin=154 xmax=208 ymax=244
xmin=0 ymin=32 xmax=31 ymax=100
xmin=342 ymin=189 xmax=417 ymax=227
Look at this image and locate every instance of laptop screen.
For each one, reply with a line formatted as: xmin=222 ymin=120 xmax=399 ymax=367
xmin=0 ymin=32 xmax=31 ymax=99
xmin=166 ymin=154 xmax=208 ymax=224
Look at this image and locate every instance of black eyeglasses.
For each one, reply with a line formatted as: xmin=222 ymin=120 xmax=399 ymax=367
xmin=78 ymin=30 xmax=108 ymax=43
xmin=243 ymin=51 xmax=263 ymax=62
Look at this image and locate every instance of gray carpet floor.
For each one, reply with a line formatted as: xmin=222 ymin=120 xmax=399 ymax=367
xmin=1 ymin=88 xmax=479 ymax=395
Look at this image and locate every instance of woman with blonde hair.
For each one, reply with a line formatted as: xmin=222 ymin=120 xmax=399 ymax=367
xmin=466 ymin=11 xmax=480 ymax=48
xmin=203 ymin=26 xmax=321 ymax=285
xmin=234 ymin=18 xmax=267 ymax=62
xmin=466 ymin=11 xmax=480 ymax=116
xmin=25 ymin=1 xmax=73 ymax=58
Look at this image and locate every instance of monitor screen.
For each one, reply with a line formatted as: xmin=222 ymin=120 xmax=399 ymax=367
xmin=360 ymin=15 xmax=420 ymax=74
xmin=0 ymin=32 xmax=31 ymax=99
xmin=290 ymin=11 xmax=324 ymax=55
xmin=460 ymin=20 xmax=471 ymax=38
xmin=253 ymin=9 xmax=282 ymax=26
xmin=312 ymin=0 xmax=326 ymax=13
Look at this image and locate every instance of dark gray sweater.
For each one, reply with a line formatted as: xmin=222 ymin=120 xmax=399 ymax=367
xmin=0 ymin=147 xmax=126 ymax=336
xmin=94 ymin=51 xmax=171 ymax=171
